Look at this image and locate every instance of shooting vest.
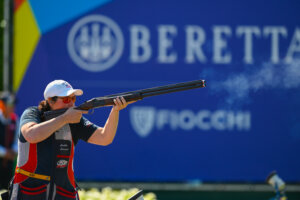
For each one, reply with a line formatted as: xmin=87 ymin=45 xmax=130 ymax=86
xmin=10 ymin=116 xmax=79 ymax=200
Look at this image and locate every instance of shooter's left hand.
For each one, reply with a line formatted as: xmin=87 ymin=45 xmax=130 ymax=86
xmin=112 ymin=96 xmax=136 ymax=111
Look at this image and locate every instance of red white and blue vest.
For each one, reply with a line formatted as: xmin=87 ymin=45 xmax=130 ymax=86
xmin=10 ymin=107 xmax=97 ymax=200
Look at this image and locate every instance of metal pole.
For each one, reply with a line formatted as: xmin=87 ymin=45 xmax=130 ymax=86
xmin=3 ymin=0 xmax=13 ymax=92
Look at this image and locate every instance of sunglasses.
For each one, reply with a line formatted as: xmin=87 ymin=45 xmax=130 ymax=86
xmin=57 ymin=96 xmax=76 ymax=104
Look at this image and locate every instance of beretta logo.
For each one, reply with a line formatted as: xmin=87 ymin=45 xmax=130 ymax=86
xmin=67 ymin=15 xmax=124 ymax=72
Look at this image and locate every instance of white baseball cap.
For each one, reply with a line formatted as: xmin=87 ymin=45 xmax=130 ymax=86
xmin=43 ymin=80 xmax=83 ymax=100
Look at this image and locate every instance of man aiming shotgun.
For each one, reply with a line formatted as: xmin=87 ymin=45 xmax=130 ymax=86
xmin=5 ymin=79 xmax=205 ymax=200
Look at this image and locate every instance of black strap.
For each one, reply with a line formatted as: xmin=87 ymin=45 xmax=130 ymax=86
xmin=47 ymin=134 xmax=56 ymax=200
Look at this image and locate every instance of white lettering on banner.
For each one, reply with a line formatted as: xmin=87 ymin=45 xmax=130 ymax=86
xmin=236 ymin=26 xmax=261 ymax=64
xmin=185 ymin=25 xmax=207 ymax=63
xmin=129 ymin=25 xmax=152 ymax=63
xmin=285 ymin=28 xmax=300 ymax=63
xmin=196 ymin=110 xmax=211 ymax=130
xmin=68 ymin=15 xmax=300 ymax=72
xmin=263 ymin=26 xmax=287 ymax=63
xmin=157 ymin=25 xmax=178 ymax=63
xmin=213 ymin=26 xmax=232 ymax=64
xmin=178 ymin=110 xmax=195 ymax=130
xmin=130 ymin=106 xmax=251 ymax=137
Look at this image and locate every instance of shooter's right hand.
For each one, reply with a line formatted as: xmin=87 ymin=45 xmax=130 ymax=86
xmin=63 ymin=107 xmax=88 ymax=124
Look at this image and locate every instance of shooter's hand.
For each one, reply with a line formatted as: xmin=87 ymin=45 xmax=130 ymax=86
xmin=112 ymin=96 xmax=136 ymax=111
xmin=63 ymin=107 xmax=88 ymax=124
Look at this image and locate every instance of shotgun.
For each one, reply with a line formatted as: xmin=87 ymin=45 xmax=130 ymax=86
xmin=43 ymin=79 xmax=206 ymax=120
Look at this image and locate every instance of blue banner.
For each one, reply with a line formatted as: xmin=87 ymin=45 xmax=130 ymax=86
xmin=16 ymin=0 xmax=300 ymax=182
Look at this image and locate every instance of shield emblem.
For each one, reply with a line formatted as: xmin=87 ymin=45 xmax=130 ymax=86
xmin=130 ymin=106 xmax=155 ymax=137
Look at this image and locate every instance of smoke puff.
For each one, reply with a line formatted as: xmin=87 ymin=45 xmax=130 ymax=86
xmin=209 ymin=59 xmax=300 ymax=107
